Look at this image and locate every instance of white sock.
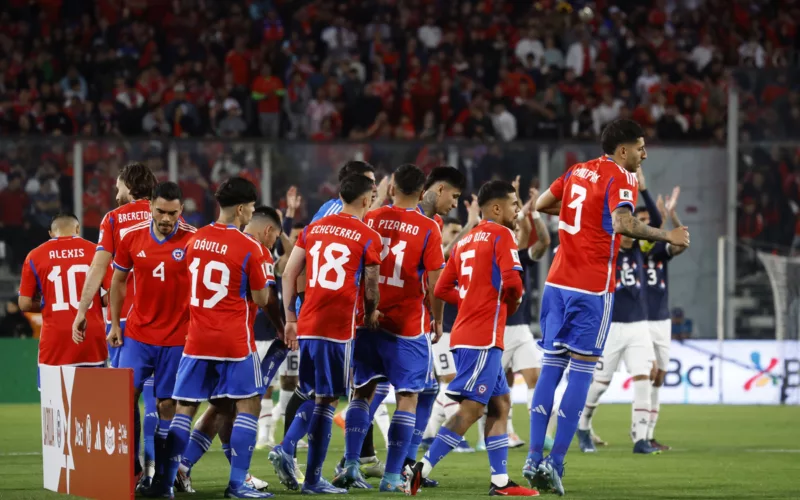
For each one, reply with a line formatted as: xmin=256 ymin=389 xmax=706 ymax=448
xmin=631 ymin=379 xmax=651 ymax=443
xmin=648 ymin=385 xmax=660 ymax=440
xmin=257 ymin=398 xmax=273 ymax=443
xmin=424 ymin=396 xmax=446 ymax=439
xmin=270 ymin=389 xmax=292 ymax=427
xmin=507 ymin=406 xmax=516 ymax=437
xmin=477 ymin=413 xmax=486 ymax=444
xmin=526 ymin=387 xmax=534 ymax=412
xmin=374 ymin=403 xmax=391 ymax=446
xmin=421 ymin=457 xmax=433 ymax=478
xmin=578 ymin=381 xmax=607 ymax=431
xmin=491 ymin=474 xmax=510 ymax=487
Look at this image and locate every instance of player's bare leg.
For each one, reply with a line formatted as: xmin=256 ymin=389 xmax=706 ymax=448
xmin=256 ymin=386 xmax=274 ymax=449
xmin=648 ymin=367 xmax=670 ymax=450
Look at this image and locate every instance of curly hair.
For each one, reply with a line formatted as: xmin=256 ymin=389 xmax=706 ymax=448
xmin=119 ymin=162 xmax=158 ymax=200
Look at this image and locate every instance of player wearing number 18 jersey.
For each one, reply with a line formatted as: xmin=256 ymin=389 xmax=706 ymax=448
xmin=18 ymin=214 xmax=107 ymax=372
xmin=526 ymin=120 xmax=690 ymax=495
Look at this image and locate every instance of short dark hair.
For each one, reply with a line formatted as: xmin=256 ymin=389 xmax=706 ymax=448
xmin=119 ymin=162 xmax=158 ymax=200
xmin=152 ymin=181 xmax=182 ymax=202
xmin=253 ymin=205 xmax=282 ymax=227
xmin=634 ymin=206 xmax=649 ymax=216
xmin=424 ymin=166 xmax=466 ymax=191
xmin=393 ymin=164 xmax=427 ymax=196
xmin=339 ymin=174 xmax=375 ymax=204
xmin=50 ymin=212 xmax=79 ymax=229
xmin=477 ymin=180 xmax=516 ymax=207
xmin=601 ymin=119 xmax=644 ymax=155
xmin=442 ymin=216 xmax=462 ymax=226
xmin=338 ymin=160 xmax=375 ymax=182
xmin=215 ymin=177 xmax=258 ymax=208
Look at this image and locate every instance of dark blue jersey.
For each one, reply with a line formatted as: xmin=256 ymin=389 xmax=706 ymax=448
xmin=443 ymin=302 xmax=459 ymax=333
xmin=506 ymin=250 xmax=535 ymax=326
xmin=643 ymin=241 xmax=672 ymax=321
xmin=611 ymin=244 xmax=648 ymax=323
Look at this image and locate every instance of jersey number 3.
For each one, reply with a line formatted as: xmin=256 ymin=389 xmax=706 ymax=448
xmin=558 ymin=184 xmax=587 ymax=235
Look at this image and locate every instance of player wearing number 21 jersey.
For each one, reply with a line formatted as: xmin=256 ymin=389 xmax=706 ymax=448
xmin=19 ymin=214 xmax=107 ymax=369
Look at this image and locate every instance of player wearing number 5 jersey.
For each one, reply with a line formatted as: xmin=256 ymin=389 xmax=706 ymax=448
xmin=19 ymin=213 xmax=107 ymax=372
xmin=335 ymin=165 xmax=445 ymax=493
xmin=278 ymin=174 xmax=382 ymax=495
xmin=107 ymin=182 xmax=195 ymax=492
xmin=526 ymin=119 xmax=690 ymax=496
xmin=159 ymin=177 xmax=275 ymax=500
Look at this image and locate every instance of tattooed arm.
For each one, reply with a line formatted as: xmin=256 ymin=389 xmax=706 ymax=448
xmin=612 ymin=207 xmax=690 ymax=247
xmin=364 ymin=264 xmax=381 ymax=328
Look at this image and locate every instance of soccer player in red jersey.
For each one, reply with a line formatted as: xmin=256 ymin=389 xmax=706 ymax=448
xmin=19 ymin=213 xmax=107 ymax=376
xmin=72 ymin=162 xmax=159 ymax=482
xmin=276 ymin=174 xmax=382 ymax=494
xmin=334 ymin=164 xmax=445 ymax=492
xmin=106 ymin=182 xmax=195 ymax=493
xmin=407 ymin=180 xmax=538 ymax=497
xmin=159 ymin=177 xmax=275 ymax=499
xmin=525 ymin=119 xmax=690 ymax=495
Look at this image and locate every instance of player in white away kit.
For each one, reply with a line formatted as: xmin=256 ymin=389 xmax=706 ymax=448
xmin=575 ymin=166 xmax=665 ymax=455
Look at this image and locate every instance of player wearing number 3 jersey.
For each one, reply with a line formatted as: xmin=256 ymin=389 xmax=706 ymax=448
xmin=19 ymin=214 xmax=107 ymax=371
xmin=525 ymin=120 xmax=690 ymax=495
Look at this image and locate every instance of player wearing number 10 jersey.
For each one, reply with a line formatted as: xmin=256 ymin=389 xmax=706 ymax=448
xmin=160 ymin=177 xmax=274 ymax=500
xmin=526 ymin=120 xmax=690 ymax=495
xmin=19 ymin=214 xmax=107 ymax=371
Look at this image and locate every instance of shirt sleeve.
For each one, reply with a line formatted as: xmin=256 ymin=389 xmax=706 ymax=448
xmin=262 ymin=251 xmax=277 ymax=286
xmin=19 ymin=254 xmax=39 ymax=298
xmin=494 ymin=231 xmax=524 ymax=304
xmin=549 ymin=167 xmax=573 ymax=200
xmin=607 ymin=170 xmax=638 ymax=213
xmin=422 ymin=227 xmax=446 ymax=272
xmin=112 ymin=235 xmax=134 ymax=272
xmin=295 ymin=226 xmax=309 ymax=250
xmin=248 ymin=245 xmax=269 ymax=291
xmin=363 ymin=235 xmax=382 ymax=267
xmin=434 ymin=254 xmax=460 ymax=305
xmin=96 ymin=212 xmax=114 ymax=253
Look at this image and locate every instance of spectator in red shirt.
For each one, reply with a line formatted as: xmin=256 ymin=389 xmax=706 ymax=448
xmin=0 ymin=174 xmax=30 ymax=270
xmin=252 ymin=64 xmax=285 ymax=139
xmin=225 ymin=36 xmax=251 ymax=88
xmin=738 ymin=196 xmax=764 ymax=242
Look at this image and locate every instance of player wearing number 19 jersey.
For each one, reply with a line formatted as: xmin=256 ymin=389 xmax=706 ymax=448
xmin=18 ymin=214 xmax=107 ymax=373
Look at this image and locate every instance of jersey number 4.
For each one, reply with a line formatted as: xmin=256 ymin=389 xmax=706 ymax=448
xmin=558 ymin=184 xmax=587 ymax=235
xmin=308 ymin=241 xmax=350 ymax=291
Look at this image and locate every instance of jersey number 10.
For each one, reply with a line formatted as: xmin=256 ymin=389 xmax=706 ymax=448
xmin=48 ymin=264 xmax=91 ymax=311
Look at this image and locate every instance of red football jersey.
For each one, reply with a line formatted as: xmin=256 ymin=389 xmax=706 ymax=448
xmin=112 ymin=221 xmax=196 ymax=346
xmin=297 ymin=213 xmax=382 ymax=342
xmin=546 ymin=156 xmax=639 ymax=294
xmin=97 ymin=199 xmax=152 ymax=322
xmin=435 ymin=220 xmax=523 ymax=350
xmin=183 ymin=223 xmax=270 ymax=360
xmin=19 ymin=237 xmax=107 ymax=366
xmin=244 ymin=233 xmax=277 ymax=328
xmin=365 ymin=206 xmax=445 ymax=337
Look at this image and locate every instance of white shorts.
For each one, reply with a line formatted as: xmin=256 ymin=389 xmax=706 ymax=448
xmin=648 ymin=319 xmax=671 ymax=371
xmin=595 ymin=321 xmax=655 ymax=381
xmin=501 ymin=324 xmax=542 ymax=372
xmin=432 ymin=333 xmax=456 ymax=377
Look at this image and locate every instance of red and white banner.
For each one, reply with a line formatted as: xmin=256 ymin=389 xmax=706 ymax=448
xmin=40 ymin=366 xmax=134 ymax=500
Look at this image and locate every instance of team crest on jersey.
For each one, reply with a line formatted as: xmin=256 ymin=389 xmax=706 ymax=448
xmin=477 ymin=384 xmax=487 ymax=394
xmin=172 ymin=249 xmax=185 ymax=261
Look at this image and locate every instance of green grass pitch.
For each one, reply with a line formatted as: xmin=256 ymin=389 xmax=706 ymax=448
xmin=1 ymin=404 xmax=798 ymax=499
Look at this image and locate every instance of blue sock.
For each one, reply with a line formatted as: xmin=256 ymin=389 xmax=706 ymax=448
xmin=528 ymin=354 xmax=569 ymax=465
xmin=306 ymin=404 xmax=335 ymax=485
xmin=550 ymin=358 xmax=597 ymax=465
xmin=163 ymin=413 xmax=193 ymax=489
xmin=386 ymin=410 xmax=415 ymax=475
xmin=422 ymin=426 xmax=462 ymax=469
xmin=133 ymin=403 xmax=142 ymax=474
xmin=344 ymin=399 xmax=370 ymax=464
xmin=369 ymin=382 xmax=390 ymax=419
xmin=222 ymin=442 xmax=232 ymax=464
xmin=229 ymin=413 xmax=259 ymax=489
xmin=155 ymin=419 xmax=171 ymax=476
xmin=407 ymin=392 xmax=435 ymax=461
xmin=283 ymin=399 xmax=314 ymax=457
xmin=181 ymin=429 xmax=212 ymax=470
xmin=142 ymin=380 xmax=157 ymax=472
xmin=486 ymin=434 xmax=509 ymax=482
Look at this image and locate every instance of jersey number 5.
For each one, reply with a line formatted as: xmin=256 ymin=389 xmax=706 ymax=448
xmin=558 ymin=184 xmax=587 ymax=235
xmin=308 ymin=241 xmax=350 ymax=291
xmin=189 ymin=259 xmax=230 ymax=309
xmin=458 ymin=249 xmax=475 ymax=299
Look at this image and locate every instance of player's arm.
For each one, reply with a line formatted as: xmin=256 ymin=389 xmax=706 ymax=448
xmin=74 ymin=214 xmax=114 ymax=337
xmin=423 ymin=228 xmax=446 ymax=342
xmin=370 ymin=174 xmax=391 ymax=211
xmin=535 ymin=188 xmax=561 ymax=216
xmin=636 ymin=166 xmax=663 ymax=228
xmin=665 ymin=187 xmax=688 ymax=257
xmin=107 ymin=267 xmax=128 ymax=347
xmin=281 ymin=245 xmax=306 ymax=323
xmin=263 ymin=286 xmax=285 ymax=338
xmin=363 ymin=264 xmax=381 ymax=328
xmin=444 ymin=194 xmax=479 ymax=259
xmin=434 ymin=256 xmax=460 ymax=305
xmin=612 ymin=207 xmax=689 ymax=247
xmin=527 ymin=211 xmax=551 ymax=261
xmin=18 ymin=255 xmax=41 ymax=313
xmin=497 ymin=234 xmax=524 ymax=315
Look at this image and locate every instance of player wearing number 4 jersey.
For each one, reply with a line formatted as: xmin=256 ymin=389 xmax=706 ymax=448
xmin=525 ymin=119 xmax=690 ymax=496
xmin=158 ymin=177 xmax=278 ymax=500
xmin=19 ymin=214 xmax=107 ymax=377
xmin=278 ymin=174 xmax=382 ymax=495
xmin=107 ymin=182 xmax=195 ymax=494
